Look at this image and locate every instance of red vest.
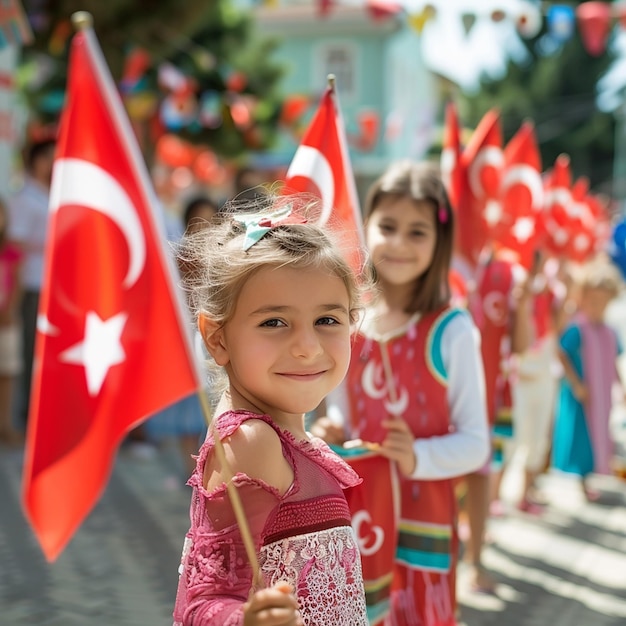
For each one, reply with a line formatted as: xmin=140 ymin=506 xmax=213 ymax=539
xmin=339 ymin=308 xmax=462 ymax=625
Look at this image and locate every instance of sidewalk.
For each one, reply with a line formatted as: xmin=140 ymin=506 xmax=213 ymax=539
xmin=457 ymin=468 xmax=626 ymax=626
xmin=1 ymin=441 xmax=625 ymax=626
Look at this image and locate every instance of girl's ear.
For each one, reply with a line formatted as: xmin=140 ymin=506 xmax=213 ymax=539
xmin=198 ymin=315 xmax=229 ymax=366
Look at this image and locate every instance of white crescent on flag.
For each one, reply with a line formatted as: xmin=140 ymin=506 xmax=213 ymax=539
xmin=501 ymin=164 xmax=544 ymax=212
xmin=468 ymin=146 xmax=504 ymax=199
xmin=49 ymin=158 xmax=146 ymax=289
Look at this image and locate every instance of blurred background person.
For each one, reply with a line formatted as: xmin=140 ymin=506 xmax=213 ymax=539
xmin=0 ymin=198 xmax=23 ymax=446
xmin=142 ymin=194 xmax=219 ymax=480
xmin=182 ymin=194 xmax=219 ymax=233
xmin=7 ymin=139 xmax=56 ymax=428
xmin=498 ymin=254 xmax=565 ymax=514
xmin=552 ymin=259 xmax=625 ymax=502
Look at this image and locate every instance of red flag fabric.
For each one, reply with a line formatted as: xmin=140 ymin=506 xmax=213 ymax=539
xmin=470 ymin=257 xmax=515 ymax=424
xmin=539 ymin=154 xmax=573 ymax=258
xmin=440 ymin=101 xmax=463 ymax=212
xmin=566 ymin=180 xmax=606 ymax=263
xmin=492 ymin=121 xmax=543 ymax=269
xmin=458 ymin=109 xmax=503 ymax=271
xmin=22 ymin=26 xmax=200 ymax=561
xmin=284 ymin=86 xmax=365 ymax=274
xmin=332 ymin=448 xmax=397 ymax=625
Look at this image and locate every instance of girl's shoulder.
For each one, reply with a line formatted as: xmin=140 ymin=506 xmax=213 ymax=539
xmin=212 ymin=409 xmax=279 ymax=440
xmin=197 ymin=410 xmax=293 ymax=495
xmin=431 ymin=306 xmax=475 ymax=341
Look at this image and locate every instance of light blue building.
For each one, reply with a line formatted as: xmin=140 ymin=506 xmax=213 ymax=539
xmin=247 ymin=1 xmax=439 ymax=193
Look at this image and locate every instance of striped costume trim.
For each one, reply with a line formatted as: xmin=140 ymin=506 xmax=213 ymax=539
xmin=363 ymin=572 xmax=393 ymax=624
xmin=395 ymin=519 xmax=452 ymax=573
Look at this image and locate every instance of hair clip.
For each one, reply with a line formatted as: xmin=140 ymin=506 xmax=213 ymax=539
xmin=233 ymin=204 xmax=307 ymax=250
xmin=438 ymin=205 xmax=448 ymax=224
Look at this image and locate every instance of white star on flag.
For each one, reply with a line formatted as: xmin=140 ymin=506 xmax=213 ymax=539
xmin=512 ymin=217 xmax=535 ymax=243
xmin=483 ymin=199 xmax=502 ymax=226
xmin=60 ymin=311 xmax=127 ymax=396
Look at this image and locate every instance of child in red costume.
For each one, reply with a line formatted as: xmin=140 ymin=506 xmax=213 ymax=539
xmin=315 ymin=161 xmax=489 ymax=625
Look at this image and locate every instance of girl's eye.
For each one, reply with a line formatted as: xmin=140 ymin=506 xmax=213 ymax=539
xmin=316 ymin=316 xmax=340 ymax=326
xmin=411 ymin=231 xmax=425 ymax=238
xmin=260 ymin=318 xmax=286 ymax=328
xmin=379 ymin=224 xmax=394 ymax=233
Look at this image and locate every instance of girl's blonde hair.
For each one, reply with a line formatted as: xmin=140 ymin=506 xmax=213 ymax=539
xmin=177 ymin=194 xmax=364 ymax=329
xmin=578 ymin=258 xmax=623 ymax=297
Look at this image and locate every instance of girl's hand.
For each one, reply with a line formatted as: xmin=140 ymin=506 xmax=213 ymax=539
xmin=379 ymin=416 xmax=417 ymax=476
xmin=310 ymin=417 xmax=345 ymax=445
xmin=243 ymin=582 xmax=302 ymax=626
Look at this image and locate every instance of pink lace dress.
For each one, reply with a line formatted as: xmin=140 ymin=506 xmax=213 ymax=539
xmin=173 ymin=410 xmax=368 ymax=626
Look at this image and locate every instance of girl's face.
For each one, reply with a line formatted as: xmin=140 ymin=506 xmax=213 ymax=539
xmin=205 ymin=264 xmax=352 ymax=434
xmin=366 ymin=196 xmax=437 ymax=288
xmin=579 ymin=286 xmax=614 ymax=323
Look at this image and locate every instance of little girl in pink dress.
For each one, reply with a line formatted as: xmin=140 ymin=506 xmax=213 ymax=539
xmin=173 ymin=197 xmax=368 ymax=626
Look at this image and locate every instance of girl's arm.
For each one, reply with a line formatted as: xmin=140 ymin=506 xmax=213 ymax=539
xmin=510 ymin=279 xmax=534 ymax=355
xmin=558 ymin=326 xmax=587 ymax=403
xmin=410 ymin=314 xmax=490 ymax=480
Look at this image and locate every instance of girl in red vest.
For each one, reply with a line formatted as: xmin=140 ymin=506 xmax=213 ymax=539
xmin=315 ymin=161 xmax=489 ymax=626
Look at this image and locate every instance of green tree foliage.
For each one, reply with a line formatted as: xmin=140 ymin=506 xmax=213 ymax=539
xmin=20 ymin=0 xmax=285 ymax=158
xmin=460 ymin=11 xmax=615 ymax=190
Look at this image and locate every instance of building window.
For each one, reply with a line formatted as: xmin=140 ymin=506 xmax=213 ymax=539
xmin=315 ymin=43 xmax=357 ymax=100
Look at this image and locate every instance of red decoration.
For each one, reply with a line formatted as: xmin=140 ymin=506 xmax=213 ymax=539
xmin=366 ymin=0 xmax=403 ymax=21
xmin=280 ymin=94 xmax=311 ymax=126
xmin=354 ymin=109 xmax=380 ymax=151
xmin=229 ymin=97 xmax=252 ymax=129
xmin=120 ymin=47 xmax=151 ymax=91
xmin=577 ymin=2 xmax=612 ymax=56
xmin=22 ymin=28 xmax=199 ymax=561
xmin=226 ymin=71 xmax=247 ymax=93
xmin=155 ymin=134 xmax=196 ymax=168
xmin=192 ymin=149 xmax=219 ymax=183
xmin=317 ymin=0 xmax=335 ymax=18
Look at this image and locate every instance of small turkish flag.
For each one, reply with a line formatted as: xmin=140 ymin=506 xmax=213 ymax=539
xmin=284 ymin=85 xmax=365 ymax=274
xmin=441 ymin=100 xmax=463 ymax=213
xmin=539 ymin=154 xmax=573 ymax=258
xmin=22 ymin=25 xmax=200 ymax=561
xmin=459 ymin=108 xmax=503 ymax=271
xmin=493 ymin=121 xmax=543 ymax=269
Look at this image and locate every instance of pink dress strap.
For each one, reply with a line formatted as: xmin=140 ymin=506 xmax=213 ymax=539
xmin=196 ymin=409 xmax=361 ymax=491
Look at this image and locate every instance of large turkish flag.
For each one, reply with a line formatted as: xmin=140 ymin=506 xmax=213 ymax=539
xmin=22 ymin=26 xmax=200 ymax=561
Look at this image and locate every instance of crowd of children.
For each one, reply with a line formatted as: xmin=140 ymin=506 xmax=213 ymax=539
xmin=167 ymin=159 xmax=625 ymax=626
xmin=1 ymin=137 xmax=624 ymax=626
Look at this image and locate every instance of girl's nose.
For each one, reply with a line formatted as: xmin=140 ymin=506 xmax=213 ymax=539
xmin=291 ymin=327 xmax=323 ymax=359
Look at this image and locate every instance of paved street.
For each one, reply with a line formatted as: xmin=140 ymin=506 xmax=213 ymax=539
xmin=1 ymin=440 xmax=625 ymax=626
